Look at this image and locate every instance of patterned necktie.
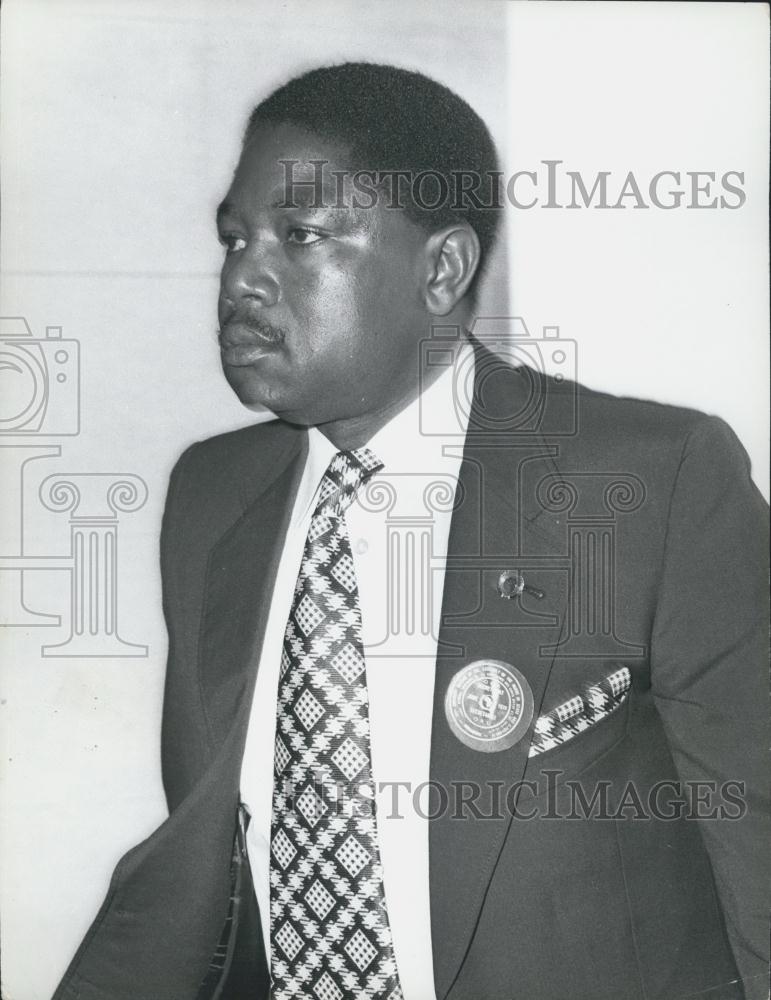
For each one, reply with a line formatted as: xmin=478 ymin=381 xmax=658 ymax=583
xmin=270 ymin=447 xmax=403 ymax=1000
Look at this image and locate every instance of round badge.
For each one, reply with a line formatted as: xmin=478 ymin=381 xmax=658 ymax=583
xmin=445 ymin=659 xmax=534 ymax=753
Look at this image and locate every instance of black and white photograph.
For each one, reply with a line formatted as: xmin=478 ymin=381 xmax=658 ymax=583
xmin=0 ymin=2 xmax=768 ymax=999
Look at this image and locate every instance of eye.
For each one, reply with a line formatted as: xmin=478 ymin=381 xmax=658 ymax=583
xmin=219 ymin=233 xmax=247 ymax=253
xmin=287 ymin=227 xmax=324 ymax=246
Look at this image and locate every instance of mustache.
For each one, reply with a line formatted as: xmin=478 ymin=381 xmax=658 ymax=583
xmin=217 ymin=313 xmax=286 ymax=346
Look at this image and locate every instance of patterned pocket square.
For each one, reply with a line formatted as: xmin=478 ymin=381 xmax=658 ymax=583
xmin=528 ymin=667 xmax=631 ymax=757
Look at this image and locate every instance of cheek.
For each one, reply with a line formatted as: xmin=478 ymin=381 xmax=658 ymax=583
xmin=352 ymin=265 xmax=424 ymax=361
xmin=281 ymin=247 xmax=423 ymax=374
xmin=285 ymin=268 xmax=364 ymax=354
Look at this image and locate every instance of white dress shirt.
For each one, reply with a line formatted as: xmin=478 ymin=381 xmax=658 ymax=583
xmin=240 ymin=342 xmax=473 ymax=1000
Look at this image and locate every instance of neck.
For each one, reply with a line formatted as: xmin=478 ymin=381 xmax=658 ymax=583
xmin=314 ymin=367 xmax=441 ymax=451
xmin=316 ymin=330 xmax=473 ymax=450
xmin=292 ymin=316 xmax=473 ymax=451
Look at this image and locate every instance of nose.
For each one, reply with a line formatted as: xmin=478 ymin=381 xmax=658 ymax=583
xmin=220 ymin=243 xmax=280 ymax=310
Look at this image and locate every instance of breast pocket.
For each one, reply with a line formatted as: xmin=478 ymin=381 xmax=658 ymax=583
xmin=523 ymin=665 xmax=632 ymax=786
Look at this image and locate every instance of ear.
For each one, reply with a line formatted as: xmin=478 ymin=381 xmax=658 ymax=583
xmin=423 ymin=224 xmax=482 ymax=316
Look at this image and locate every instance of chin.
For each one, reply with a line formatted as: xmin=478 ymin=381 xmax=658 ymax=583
xmin=222 ymin=364 xmax=305 ymax=421
xmin=223 ymin=365 xmax=274 ymax=407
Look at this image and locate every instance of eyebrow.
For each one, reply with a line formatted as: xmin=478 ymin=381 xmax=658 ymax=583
xmin=215 ymin=194 xmax=361 ymax=227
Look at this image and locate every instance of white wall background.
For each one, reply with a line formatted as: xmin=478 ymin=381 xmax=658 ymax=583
xmin=504 ymin=1 xmax=769 ymax=466
xmin=0 ymin=2 xmax=767 ymax=998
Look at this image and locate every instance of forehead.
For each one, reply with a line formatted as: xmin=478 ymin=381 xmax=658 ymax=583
xmin=223 ymin=122 xmax=353 ymax=210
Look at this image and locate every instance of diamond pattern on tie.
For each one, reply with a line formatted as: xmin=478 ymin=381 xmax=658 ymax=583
xmin=330 ymin=552 xmax=357 ymax=592
xmin=295 ymin=594 xmax=325 ymax=636
xmin=313 ymin=972 xmax=344 ymax=1000
xmin=270 ymin=447 xmax=403 ymax=1000
xmin=274 ymin=736 xmax=291 ymax=775
xmin=293 ymin=688 xmax=326 ymax=732
xmin=272 ymin=828 xmax=297 ymax=870
xmin=295 ymin=784 xmax=329 ymax=828
xmin=275 ymin=921 xmax=305 ymax=961
xmin=330 ymin=643 xmax=365 ymax=685
xmin=332 ymin=737 xmax=368 ymax=781
xmin=345 ymin=929 xmax=379 ymax=971
xmin=305 ymin=879 xmax=337 ymax=921
xmin=334 ymin=834 xmax=371 ymax=877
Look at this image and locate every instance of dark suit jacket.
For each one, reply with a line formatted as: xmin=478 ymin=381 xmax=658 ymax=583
xmin=54 ymin=344 xmax=769 ymax=1000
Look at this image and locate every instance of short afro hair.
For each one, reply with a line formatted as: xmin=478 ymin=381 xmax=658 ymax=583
xmin=244 ymin=62 xmax=502 ymax=296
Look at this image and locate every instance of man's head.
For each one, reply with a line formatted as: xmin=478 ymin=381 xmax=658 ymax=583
xmin=216 ymin=62 xmax=501 ymax=444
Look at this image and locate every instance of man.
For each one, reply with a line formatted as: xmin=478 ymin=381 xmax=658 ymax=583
xmin=54 ymin=63 xmax=768 ymax=1000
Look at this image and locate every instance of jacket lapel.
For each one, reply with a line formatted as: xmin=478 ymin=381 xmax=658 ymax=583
xmin=199 ymin=429 xmax=306 ymax=753
xmin=430 ymin=350 xmax=570 ymax=999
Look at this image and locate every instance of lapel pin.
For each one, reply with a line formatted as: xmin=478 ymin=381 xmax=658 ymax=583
xmin=445 ymin=659 xmax=534 ymax=753
xmin=497 ymin=569 xmax=545 ymax=601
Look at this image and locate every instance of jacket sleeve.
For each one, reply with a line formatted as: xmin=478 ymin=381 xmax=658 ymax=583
xmin=158 ymin=443 xmax=200 ymax=813
xmin=650 ymin=415 xmax=769 ymax=999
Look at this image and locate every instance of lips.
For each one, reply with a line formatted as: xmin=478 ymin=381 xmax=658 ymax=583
xmin=219 ymin=319 xmax=284 ymax=367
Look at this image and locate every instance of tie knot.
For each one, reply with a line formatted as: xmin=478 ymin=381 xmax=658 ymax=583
xmin=315 ymin=446 xmax=383 ymax=517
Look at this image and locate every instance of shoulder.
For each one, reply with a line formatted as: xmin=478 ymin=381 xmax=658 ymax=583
xmin=498 ymin=365 xmax=763 ymax=527
xmin=163 ymin=417 xmax=305 ymax=533
xmin=530 ymin=366 xmax=749 ymax=472
xmin=177 ymin=416 xmax=303 ymax=478
xmin=475 ymin=342 xmax=738 ymax=466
